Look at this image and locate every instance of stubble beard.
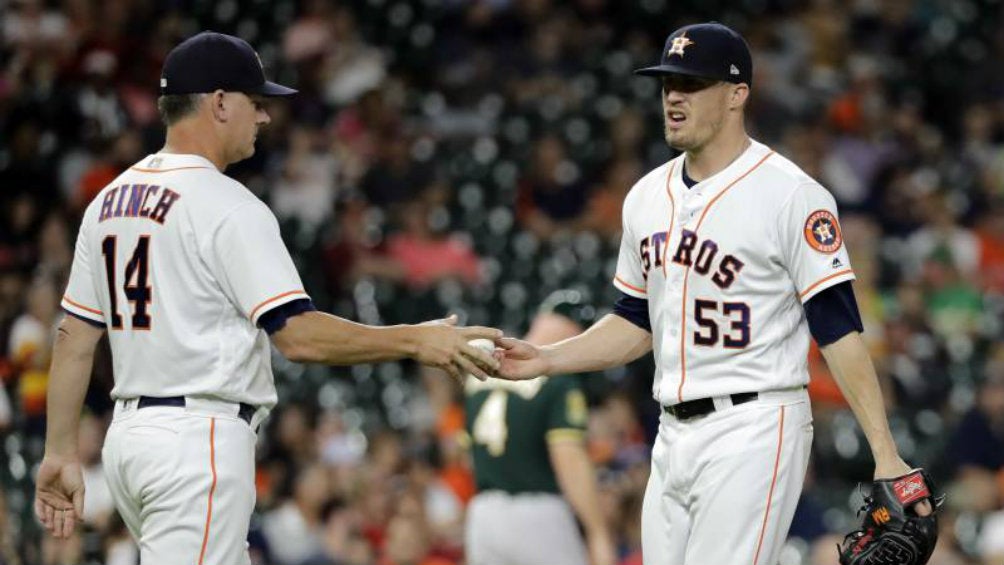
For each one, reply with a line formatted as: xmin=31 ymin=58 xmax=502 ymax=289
xmin=664 ymin=121 xmax=695 ymax=152
xmin=665 ymin=113 xmax=725 ymax=155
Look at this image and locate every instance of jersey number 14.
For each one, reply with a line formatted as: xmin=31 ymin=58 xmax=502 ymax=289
xmin=101 ymin=235 xmax=152 ymax=329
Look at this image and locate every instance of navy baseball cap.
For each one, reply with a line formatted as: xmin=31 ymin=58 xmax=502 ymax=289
xmin=160 ymin=32 xmax=297 ymax=97
xmin=635 ymin=22 xmax=752 ymax=86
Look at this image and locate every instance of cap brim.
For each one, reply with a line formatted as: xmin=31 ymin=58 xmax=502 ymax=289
xmin=634 ymin=64 xmax=716 ymax=79
xmin=253 ymin=81 xmax=298 ymax=97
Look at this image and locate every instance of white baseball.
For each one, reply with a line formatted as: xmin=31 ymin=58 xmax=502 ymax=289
xmin=468 ymin=338 xmax=495 ymax=353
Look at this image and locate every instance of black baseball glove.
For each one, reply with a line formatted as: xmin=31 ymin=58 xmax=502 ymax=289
xmin=838 ymin=469 xmax=944 ymax=565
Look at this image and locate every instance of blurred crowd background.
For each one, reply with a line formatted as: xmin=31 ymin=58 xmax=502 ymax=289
xmin=1 ymin=0 xmax=1004 ymax=564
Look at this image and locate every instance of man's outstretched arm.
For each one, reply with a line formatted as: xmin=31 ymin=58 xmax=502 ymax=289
xmin=498 ymin=314 xmax=652 ymax=380
xmin=270 ymin=311 xmax=502 ymax=380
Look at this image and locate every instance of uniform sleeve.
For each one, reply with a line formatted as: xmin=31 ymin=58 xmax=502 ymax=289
xmin=206 ymin=201 xmax=310 ymax=325
xmin=776 ymin=183 xmax=855 ymax=303
xmin=61 ymin=218 xmax=105 ymax=326
xmin=545 ymin=377 xmax=588 ymax=444
xmin=612 ymin=292 xmax=651 ymax=332
xmin=612 ymin=198 xmax=648 ymax=298
xmin=804 ymin=282 xmax=864 ymax=346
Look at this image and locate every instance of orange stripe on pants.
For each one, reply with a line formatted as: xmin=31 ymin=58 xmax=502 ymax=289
xmin=752 ymin=406 xmax=785 ymax=565
xmin=198 ymin=418 xmax=217 ymax=565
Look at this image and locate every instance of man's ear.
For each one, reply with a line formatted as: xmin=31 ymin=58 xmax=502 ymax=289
xmin=209 ymin=90 xmax=228 ymax=122
xmin=730 ymin=84 xmax=749 ymax=110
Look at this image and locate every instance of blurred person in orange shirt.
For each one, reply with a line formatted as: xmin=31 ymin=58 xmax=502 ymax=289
xmin=73 ymin=131 xmax=144 ymax=212
xmin=582 ymin=157 xmax=644 ymax=241
xmin=8 ymin=270 xmax=60 ymax=434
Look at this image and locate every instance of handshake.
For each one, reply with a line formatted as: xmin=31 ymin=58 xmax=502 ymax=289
xmin=412 ymin=314 xmax=540 ymax=383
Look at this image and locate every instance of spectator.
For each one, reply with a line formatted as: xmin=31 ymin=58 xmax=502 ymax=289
xmin=72 ymin=130 xmax=144 ymax=213
xmin=905 ymin=191 xmax=980 ymax=282
xmin=945 ymin=358 xmax=1004 ymax=500
xmin=71 ymin=48 xmax=129 ymax=143
xmin=262 ymin=464 xmax=331 ymax=565
xmin=272 ymin=124 xmax=340 ymax=231
xmin=322 ymin=197 xmax=405 ymax=297
xmin=976 ymin=201 xmax=1004 ymax=294
xmin=360 ymin=132 xmax=435 ymax=211
xmin=385 ymin=199 xmax=483 ymax=290
xmin=516 ymin=133 xmax=590 ymax=239
xmin=299 ymin=497 xmax=371 ymax=565
xmin=331 ymin=87 xmax=402 ymax=188
xmin=380 ymin=512 xmax=453 ymax=565
xmin=7 ymin=270 xmax=59 ymax=435
xmin=320 ymin=6 xmax=387 ymax=107
xmin=582 ymin=156 xmax=643 ymax=240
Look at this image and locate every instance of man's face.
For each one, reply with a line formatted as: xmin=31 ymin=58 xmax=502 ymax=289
xmin=225 ymin=92 xmax=271 ymax=163
xmin=661 ymin=74 xmax=732 ymax=152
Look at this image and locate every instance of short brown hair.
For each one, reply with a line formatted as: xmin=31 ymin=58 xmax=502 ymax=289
xmin=157 ymin=94 xmax=205 ymax=126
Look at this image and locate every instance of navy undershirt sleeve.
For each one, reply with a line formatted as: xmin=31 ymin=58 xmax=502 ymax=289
xmin=258 ymin=298 xmax=317 ymax=335
xmin=803 ymin=281 xmax=864 ymax=346
xmin=612 ymin=292 xmax=652 ymax=333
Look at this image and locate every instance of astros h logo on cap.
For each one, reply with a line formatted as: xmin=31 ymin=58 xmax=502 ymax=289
xmin=667 ymin=33 xmax=694 ymax=58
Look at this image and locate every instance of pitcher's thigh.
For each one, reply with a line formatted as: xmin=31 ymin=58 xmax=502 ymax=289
xmin=641 ymin=442 xmax=688 ymax=565
xmin=684 ymin=404 xmax=813 ymax=565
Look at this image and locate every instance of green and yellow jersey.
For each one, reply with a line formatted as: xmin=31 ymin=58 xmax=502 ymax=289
xmin=464 ymin=374 xmax=589 ymax=494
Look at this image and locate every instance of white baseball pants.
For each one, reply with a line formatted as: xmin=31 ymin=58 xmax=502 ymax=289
xmin=102 ymin=398 xmax=260 ymax=565
xmin=466 ymin=491 xmax=589 ymax=565
xmin=641 ymin=388 xmax=813 ymax=565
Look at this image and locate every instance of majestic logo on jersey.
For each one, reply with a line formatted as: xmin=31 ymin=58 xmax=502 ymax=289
xmin=640 ymin=229 xmax=744 ymax=289
xmin=804 ymin=210 xmax=842 ymax=254
xmin=667 ymin=33 xmax=694 ymax=58
xmin=99 ymin=184 xmax=181 ymax=224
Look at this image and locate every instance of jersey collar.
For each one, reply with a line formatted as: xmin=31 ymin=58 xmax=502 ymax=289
xmin=132 ymin=153 xmax=218 ymax=172
xmin=669 ymin=139 xmax=770 ymax=198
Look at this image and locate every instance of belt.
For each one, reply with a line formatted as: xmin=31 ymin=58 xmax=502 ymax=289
xmin=664 ymin=392 xmax=759 ymax=421
xmin=137 ymin=396 xmax=256 ymax=425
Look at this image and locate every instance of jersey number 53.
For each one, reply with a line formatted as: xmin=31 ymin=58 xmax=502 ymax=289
xmin=693 ymin=299 xmax=750 ymax=348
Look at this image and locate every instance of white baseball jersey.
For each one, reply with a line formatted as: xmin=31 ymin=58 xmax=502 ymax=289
xmin=61 ymin=153 xmax=309 ymax=408
xmin=614 ymin=139 xmax=854 ymax=406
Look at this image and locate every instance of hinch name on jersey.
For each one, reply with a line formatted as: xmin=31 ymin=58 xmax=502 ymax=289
xmin=98 ymin=184 xmax=182 ymax=224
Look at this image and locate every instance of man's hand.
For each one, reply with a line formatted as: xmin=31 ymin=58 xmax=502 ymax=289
xmin=494 ymin=337 xmax=551 ymax=380
xmin=838 ymin=469 xmax=942 ymax=565
xmin=35 ymin=454 xmax=85 ymax=538
xmin=412 ymin=315 xmax=502 ymax=381
xmin=874 ymin=456 xmax=933 ymax=517
xmin=586 ymin=529 xmax=617 ymax=565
